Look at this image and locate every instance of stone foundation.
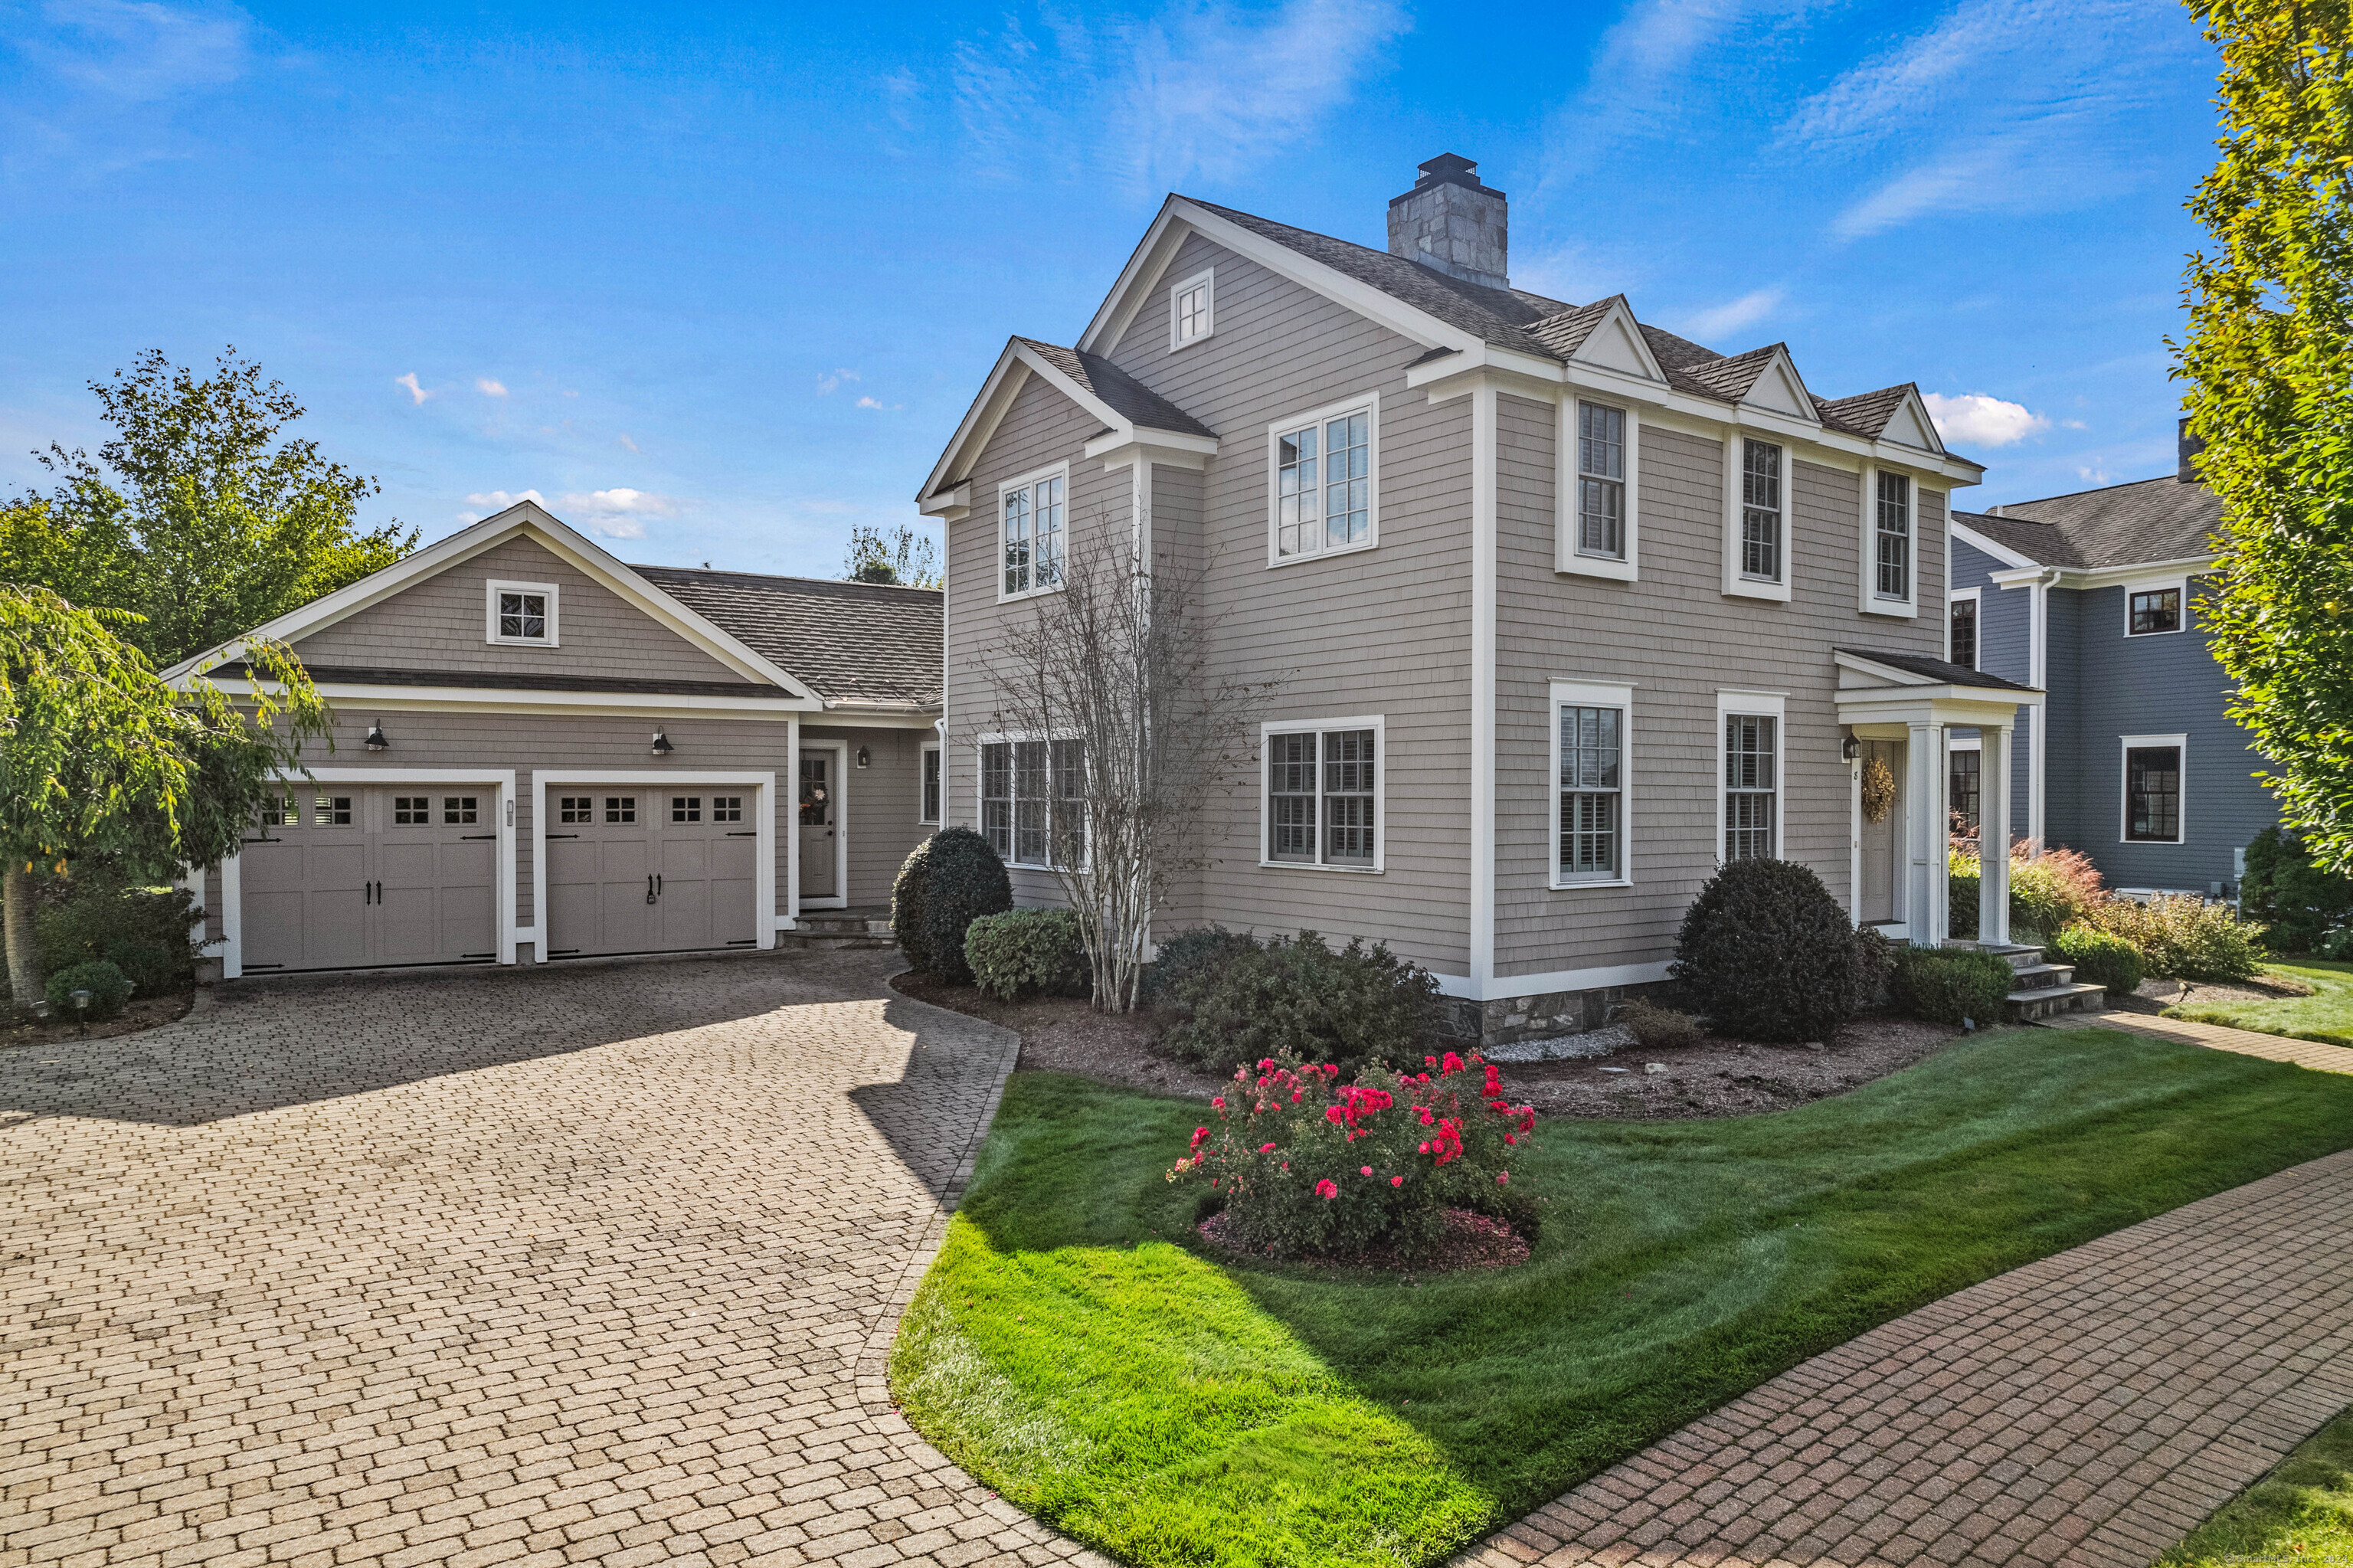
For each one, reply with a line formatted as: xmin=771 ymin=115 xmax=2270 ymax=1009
xmin=1435 ymin=979 xmax=1672 ymax=1049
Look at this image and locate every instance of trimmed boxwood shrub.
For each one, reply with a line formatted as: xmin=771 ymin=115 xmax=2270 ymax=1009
xmin=915 ymin=827 xmax=1012 ymax=986
xmin=1669 ymin=859 xmax=1861 ymax=1043
xmin=2053 ymin=921 xmax=2144 ymax=996
xmin=965 ymin=908 xmax=1088 ymax=1001
xmin=47 ymin=960 xmax=132 ymax=1023
xmin=1141 ymin=924 xmax=1260 ymax=1005
xmin=1888 ymin=944 xmax=2014 ymax=1027
xmin=891 ymin=840 xmax=938 ymax=972
xmin=1158 ymin=931 xmax=1438 ymax=1080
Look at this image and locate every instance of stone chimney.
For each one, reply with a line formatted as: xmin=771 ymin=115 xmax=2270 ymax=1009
xmin=2177 ymin=416 xmax=2206 ymax=484
xmin=1387 ymin=152 xmax=1507 ymax=290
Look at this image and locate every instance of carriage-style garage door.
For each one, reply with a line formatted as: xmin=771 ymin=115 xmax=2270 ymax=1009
xmin=544 ymin=788 xmax=759 ymax=959
xmin=241 ymin=787 xmax=501 ymax=972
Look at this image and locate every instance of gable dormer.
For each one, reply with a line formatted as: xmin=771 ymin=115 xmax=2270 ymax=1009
xmin=1736 ymin=345 xmax=1821 ymax=424
xmin=1556 ymin=296 xmax=1667 ymax=384
xmin=1878 ymin=387 xmax=1945 ymax=453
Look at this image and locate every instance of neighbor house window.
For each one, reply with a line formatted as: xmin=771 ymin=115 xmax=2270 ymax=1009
xmin=980 ymin=738 xmax=1084 ymax=867
xmin=1949 ymin=748 xmax=1982 ymax=839
xmin=1169 ymin=269 xmax=1213 ymax=349
xmin=2124 ymin=738 xmax=2184 ymax=843
xmin=486 ymin=580 xmax=558 ymax=645
xmin=1576 ymin=402 xmax=1627 ymax=561
xmin=1723 ymin=715 xmax=1777 ymax=860
xmin=1263 ymin=722 xmax=1380 ymax=869
xmin=1949 ymin=594 xmax=1978 ymax=669
xmin=1741 ymin=440 xmax=1782 ymax=582
xmin=919 ymin=745 xmax=941 ymax=823
xmin=1875 ymin=473 xmax=1911 ymax=601
xmin=1270 ymin=397 xmax=1377 ymax=562
xmin=1553 ymin=691 xmax=1629 ymax=885
xmin=1000 ymin=469 xmax=1065 ymax=599
xmin=2129 ymin=586 xmax=2183 ymax=636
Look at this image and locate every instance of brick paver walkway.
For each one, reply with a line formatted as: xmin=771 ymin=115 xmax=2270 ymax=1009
xmin=0 ymin=949 xmax=1107 ymax=1568
xmin=2040 ymin=1007 xmax=2353 ymax=1076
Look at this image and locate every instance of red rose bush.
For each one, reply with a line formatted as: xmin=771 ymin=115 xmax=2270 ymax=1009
xmin=1168 ymin=1049 xmax=1537 ymax=1259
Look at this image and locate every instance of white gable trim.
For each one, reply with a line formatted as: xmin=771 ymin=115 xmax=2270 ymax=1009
xmin=917 ymin=345 xmax=1033 ymax=512
xmin=1566 ymin=296 xmax=1667 ymax=384
xmin=1952 ymin=519 xmax=2041 ymax=571
xmin=1738 ymin=347 xmax=1821 ymax=425
xmin=1082 ymin=209 xmax=1199 ymax=361
xmin=1877 ymin=386 xmax=1946 ymax=454
xmin=918 ymin=338 xmax=1217 ymax=509
xmin=160 ymin=502 xmax=823 ymax=705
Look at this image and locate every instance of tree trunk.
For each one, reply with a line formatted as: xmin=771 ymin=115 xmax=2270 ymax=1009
xmin=4 ymin=860 xmax=43 ymax=1017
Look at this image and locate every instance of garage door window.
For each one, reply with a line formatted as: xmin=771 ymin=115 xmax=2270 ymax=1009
xmin=394 ymin=796 xmax=430 ymax=825
xmin=560 ymin=797 xmax=593 ymax=823
xmin=443 ymin=797 xmax=479 ymax=825
xmin=606 ymin=797 xmax=637 ymax=823
xmin=672 ymin=797 xmax=701 ymax=823
xmin=713 ymin=797 xmax=742 ymax=823
xmin=260 ymin=793 xmax=296 ymax=827
xmin=315 ymin=794 xmax=352 ymax=827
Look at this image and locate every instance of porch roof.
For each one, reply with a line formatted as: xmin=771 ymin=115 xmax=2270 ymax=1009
xmin=1832 ymin=647 xmax=2042 ymax=728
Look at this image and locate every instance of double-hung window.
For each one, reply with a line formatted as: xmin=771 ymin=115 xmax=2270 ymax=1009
xmin=1169 ymin=268 xmax=1213 ymax=350
xmin=1550 ymin=682 xmax=1632 ymax=886
xmin=918 ymin=745 xmax=941 ymax=824
xmin=1949 ymin=591 xmax=1979 ymax=669
xmin=1739 ymin=439 xmax=1782 ymax=586
xmin=1721 ymin=705 xmax=1780 ymax=861
xmin=1262 ymin=721 xmax=1381 ymax=869
xmin=980 ymin=737 xmax=1085 ymax=867
xmin=1576 ymin=403 xmax=1627 ymax=561
xmin=1949 ymin=745 xmax=1982 ymax=839
xmin=2122 ymin=735 xmax=2185 ymax=843
xmin=1269 ymin=395 xmax=1377 ymax=563
xmin=486 ymin=580 xmax=558 ymax=645
xmin=1874 ymin=472 xmax=1912 ymax=601
xmin=1000 ymin=467 xmax=1065 ymax=600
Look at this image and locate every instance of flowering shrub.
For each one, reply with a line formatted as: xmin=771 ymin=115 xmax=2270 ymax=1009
xmin=1168 ymin=1049 xmax=1536 ymax=1259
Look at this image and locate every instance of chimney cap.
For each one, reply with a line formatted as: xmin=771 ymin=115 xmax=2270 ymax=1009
xmin=1393 ymin=151 xmax=1503 ymax=203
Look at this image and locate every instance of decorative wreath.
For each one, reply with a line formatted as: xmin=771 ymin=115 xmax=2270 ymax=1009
xmin=1860 ymin=755 xmax=1898 ymax=824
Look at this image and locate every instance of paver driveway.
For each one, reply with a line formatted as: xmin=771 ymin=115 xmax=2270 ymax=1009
xmin=0 ymin=948 xmax=1104 ymax=1568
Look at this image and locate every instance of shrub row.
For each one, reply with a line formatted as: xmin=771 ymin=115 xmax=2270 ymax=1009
xmin=2 ymin=863 xmax=201 ymax=1004
xmin=2243 ymin=827 xmax=2353 ymax=956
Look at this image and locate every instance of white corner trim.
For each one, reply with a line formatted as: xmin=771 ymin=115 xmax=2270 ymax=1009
xmin=1471 ymin=381 xmax=1497 ymax=987
xmin=1168 ymin=266 xmax=1214 ymax=352
xmin=532 ymin=770 xmax=781 ymax=959
xmin=1549 ymin=679 xmax=1635 ymax=891
xmin=485 ymin=579 xmax=560 ymax=647
xmin=1256 ymin=714 xmax=1388 ymax=874
xmin=2119 ymin=733 xmax=2189 ymax=845
xmin=1557 ymin=395 xmax=1639 ymax=581
xmin=1721 ymin=429 xmax=1793 ymax=602
xmin=1265 ymin=388 xmax=1382 ymax=569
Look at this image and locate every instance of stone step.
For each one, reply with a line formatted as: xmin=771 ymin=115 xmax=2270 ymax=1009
xmin=1943 ymin=940 xmax=2048 ymax=973
xmin=794 ymin=914 xmax=895 ymax=938
xmin=2009 ymin=961 xmax=2078 ymax=991
xmin=774 ymin=932 xmax=898 ymax=951
xmin=2005 ymin=982 xmax=2107 ymax=1023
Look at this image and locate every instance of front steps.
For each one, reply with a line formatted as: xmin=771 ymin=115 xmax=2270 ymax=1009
xmin=1953 ymin=940 xmax=2108 ymax=1023
xmin=777 ymin=911 xmax=896 ymax=951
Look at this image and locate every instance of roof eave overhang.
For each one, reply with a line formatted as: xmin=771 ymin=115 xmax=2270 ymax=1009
xmin=1833 ymin=650 xmax=2044 ymax=711
xmin=1083 ymin=429 xmax=1220 ymax=470
xmin=2056 ymin=555 xmax=2219 ymax=591
xmin=1953 ymin=519 xmax=2044 ymax=571
xmin=204 ymin=676 xmax=822 ymax=720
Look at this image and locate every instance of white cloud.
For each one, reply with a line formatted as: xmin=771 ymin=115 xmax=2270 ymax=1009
xmin=455 ymin=485 xmax=679 ymax=536
xmin=1541 ymin=0 xmax=1805 ymax=171
xmin=1676 ymin=288 xmax=1783 ymax=342
xmin=1925 ymin=392 xmax=2049 ymax=448
xmin=617 ymin=433 xmax=639 ymax=453
xmin=953 ymin=0 xmax=1408 ymax=191
xmin=476 ymin=378 xmax=507 ymax=397
xmin=25 ymin=0 xmax=250 ymax=102
xmin=2076 ymin=464 xmax=2119 ymax=485
xmin=854 ymin=394 xmax=902 ymax=411
xmin=817 ymin=368 xmax=859 ymax=395
xmin=456 ymin=488 xmax=545 ymax=522
xmin=394 ymin=372 xmax=431 ymax=405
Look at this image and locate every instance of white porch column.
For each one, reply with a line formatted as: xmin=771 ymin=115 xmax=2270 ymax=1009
xmin=785 ymin=716 xmax=800 ymax=931
xmin=1906 ymin=720 xmax=1948 ymax=941
xmin=1981 ymin=723 xmax=2013 ymax=944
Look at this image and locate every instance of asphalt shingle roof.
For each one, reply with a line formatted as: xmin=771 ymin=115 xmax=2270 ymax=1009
xmin=1838 ymin=647 xmax=2041 ymax=693
xmin=633 ymin=566 xmax=942 ymax=708
xmin=1016 ymin=339 xmax=1216 ymax=440
xmin=1954 ymin=476 xmax=2225 ymax=571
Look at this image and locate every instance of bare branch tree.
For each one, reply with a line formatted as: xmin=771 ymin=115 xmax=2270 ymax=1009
xmin=982 ymin=529 xmax=1269 ymax=1011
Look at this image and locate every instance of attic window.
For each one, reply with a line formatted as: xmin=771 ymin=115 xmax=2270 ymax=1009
xmin=486 ymin=580 xmax=559 ymax=646
xmin=1170 ymin=268 xmax=1214 ymax=351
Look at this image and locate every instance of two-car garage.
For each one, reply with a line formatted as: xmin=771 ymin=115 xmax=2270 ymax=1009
xmin=542 ymin=787 xmax=761 ymax=959
xmin=239 ymin=783 xmax=503 ymax=973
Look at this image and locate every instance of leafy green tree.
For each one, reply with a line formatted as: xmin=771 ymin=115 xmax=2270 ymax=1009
xmin=2178 ymin=0 xmax=2353 ymax=872
xmin=0 ymin=585 xmax=328 ymax=1011
xmin=843 ymin=521 xmax=941 ymax=588
xmin=18 ymin=348 xmax=414 ymax=668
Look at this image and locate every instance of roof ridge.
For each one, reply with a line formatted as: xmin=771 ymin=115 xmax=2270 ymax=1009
xmin=2003 ymin=473 xmax=2191 ymax=507
xmin=633 ymin=563 xmax=944 ymax=595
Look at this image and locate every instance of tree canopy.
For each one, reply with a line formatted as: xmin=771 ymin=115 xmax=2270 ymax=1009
xmin=2178 ymin=0 xmax=2353 ymax=873
xmin=8 ymin=348 xmax=414 ymax=668
xmin=843 ymin=522 xmax=941 ymax=588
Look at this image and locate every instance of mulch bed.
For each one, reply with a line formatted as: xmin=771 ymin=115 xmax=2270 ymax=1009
xmin=1196 ymin=1206 xmax=1530 ymax=1274
xmin=2111 ymin=973 xmax=2318 ymax=1015
xmin=893 ymin=968 xmax=1970 ymax=1120
xmin=1 ymin=988 xmax=195 ymax=1050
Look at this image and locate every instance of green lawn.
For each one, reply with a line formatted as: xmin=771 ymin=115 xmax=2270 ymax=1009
xmin=890 ymin=1028 xmax=2353 ymax=1568
xmin=2167 ymin=959 xmax=2353 ymax=1049
xmin=2162 ymin=1403 xmax=2353 ymax=1566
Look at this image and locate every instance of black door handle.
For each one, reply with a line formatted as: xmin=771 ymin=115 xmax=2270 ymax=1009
xmin=656 ymin=873 xmax=663 ymax=896
xmin=646 ymin=873 xmax=656 ymax=905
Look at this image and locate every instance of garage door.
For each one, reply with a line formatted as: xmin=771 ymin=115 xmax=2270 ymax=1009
xmin=544 ymin=789 xmax=759 ymax=959
xmin=241 ymin=787 xmax=500 ymax=972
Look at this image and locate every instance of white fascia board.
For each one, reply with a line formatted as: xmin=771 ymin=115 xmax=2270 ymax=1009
xmin=915 ymin=342 xmax=1031 ymax=509
xmin=1008 ymin=339 xmax=1128 ymax=435
xmin=1952 ymin=519 xmax=2043 ymax=571
xmin=807 ymin=705 xmax=943 ymax=730
xmin=2059 ymin=555 xmax=2219 ymax=591
xmin=918 ymin=481 xmax=971 ymax=520
xmin=1076 ymin=203 xmax=1197 ymax=355
xmin=1082 ymin=428 xmax=1219 ymax=465
xmin=1991 ymin=564 xmax=2056 ymax=589
xmin=211 ymin=678 xmax=820 ymax=719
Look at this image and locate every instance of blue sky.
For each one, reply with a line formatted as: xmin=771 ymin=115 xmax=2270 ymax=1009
xmin=2 ymin=0 xmax=2221 ymax=577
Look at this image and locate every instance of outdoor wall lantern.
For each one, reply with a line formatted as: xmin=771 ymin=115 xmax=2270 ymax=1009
xmin=1841 ymin=734 xmax=1861 ymax=762
xmin=364 ymin=722 xmax=391 ymax=752
xmin=856 ymin=746 xmax=871 ymax=769
xmin=650 ymin=729 xmax=675 ymax=756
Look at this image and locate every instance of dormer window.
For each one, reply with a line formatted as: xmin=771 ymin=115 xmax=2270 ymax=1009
xmin=1169 ymin=268 xmax=1215 ymax=351
xmin=1741 ymin=440 xmax=1782 ymax=581
xmin=486 ymin=580 xmax=558 ymax=646
xmin=1875 ymin=473 xmax=1912 ymax=601
xmin=1859 ymin=466 xmax=1922 ymax=617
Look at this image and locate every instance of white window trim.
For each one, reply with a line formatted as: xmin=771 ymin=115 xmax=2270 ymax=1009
xmin=1167 ymin=267 xmax=1215 ymax=352
xmin=1557 ymin=401 xmax=1639 ymax=582
xmin=1257 ymin=714 xmax=1386 ymax=873
xmin=1948 ymin=585 xmax=1982 ymax=668
xmin=2122 ymin=576 xmax=2190 ymax=637
xmin=1265 ymin=390 xmax=1381 ymax=569
xmin=1859 ymin=466 xmax=1921 ymax=618
xmin=918 ymin=741 xmax=941 ymax=825
xmin=976 ymin=729 xmax=1084 ymax=869
xmin=1721 ymin=432 xmax=1792 ymax=602
xmin=2119 ymin=732 xmax=2188 ymax=845
xmin=485 ymin=580 xmax=560 ymax=647
xmin=1549 ymin=679 xmax=1635 ymax=890
xmin=1715 ymin=689 xmax=1789 ymax=866
xmin=996 ymin=462 xmax=1070 ymax=605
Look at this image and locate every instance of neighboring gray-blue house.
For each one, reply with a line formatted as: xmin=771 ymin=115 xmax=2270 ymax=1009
xmin=1947 ymin=426 xmax=2273 ymax=895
